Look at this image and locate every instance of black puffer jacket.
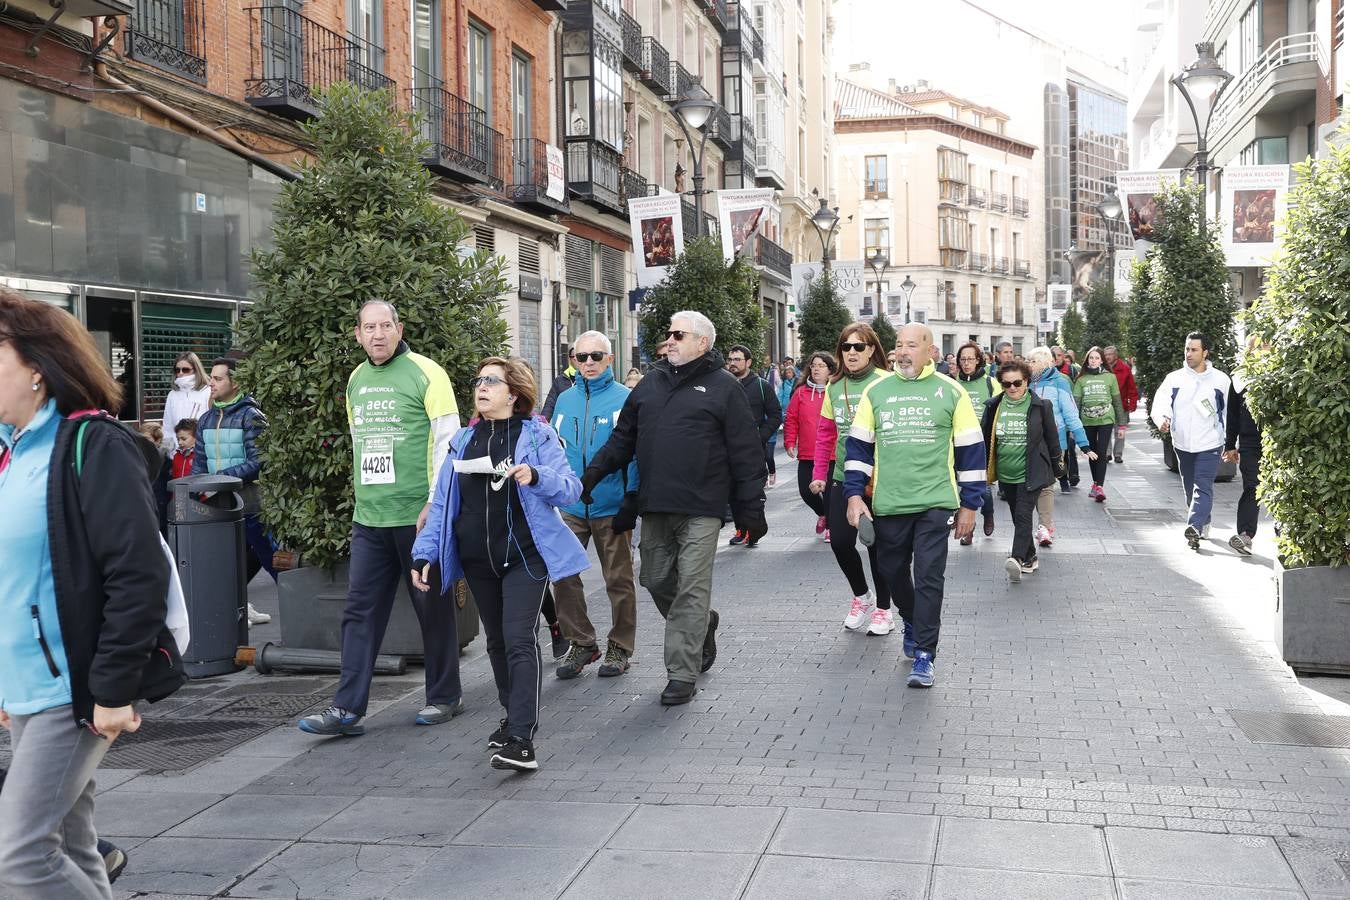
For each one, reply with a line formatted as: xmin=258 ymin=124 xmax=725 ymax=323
xmin=587 ymin=350 xmax=767 ymax=518
xmin=738 ymin=373 xmax=783 ymax=444
xmin=980 ymin=393 xmax=1064 ymax=492
xmin=49 ymin=414 xmax=185 ymax=727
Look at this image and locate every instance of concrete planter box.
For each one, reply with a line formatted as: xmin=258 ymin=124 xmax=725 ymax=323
xmin=277 ymin=559 xmax=478 ymax=657
xmin=1274 ymin=560 xmax=1350 ymax=675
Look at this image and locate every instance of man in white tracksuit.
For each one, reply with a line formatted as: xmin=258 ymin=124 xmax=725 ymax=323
xmin=1149 ymin=331 xmax=1230 ymax=551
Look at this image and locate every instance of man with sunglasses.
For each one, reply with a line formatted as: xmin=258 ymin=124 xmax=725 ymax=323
xmin=299 ymin=300 xmax=463 ymax=738
xmin=549 ymin=331 xmax=641 ymax=680
xmin=581 ymin=311 xmax=767 ymax=706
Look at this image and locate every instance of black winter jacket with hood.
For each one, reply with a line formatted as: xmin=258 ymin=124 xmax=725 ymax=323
xmin=586 ymin=350 xmax=767 ymax=518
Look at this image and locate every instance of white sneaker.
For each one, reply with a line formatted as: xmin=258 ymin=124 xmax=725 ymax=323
xmin=866 ymin=607 xmax=895 ymax=635
xmin=1034 ymin=524 xmax=1054 ymax=547
xmin=1004 ymin=557 xmax=1022 ymax=583
xmin=843 ymin=594 xmax=873 ymax=630
xmin=247 ymin=602 xmax=271 ymax=625
xmin=1200 ymin=523 xmax=1211 ymax=538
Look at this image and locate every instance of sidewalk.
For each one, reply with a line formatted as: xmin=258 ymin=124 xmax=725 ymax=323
xmin=46 ymin=424 xmax=1350 ymax=897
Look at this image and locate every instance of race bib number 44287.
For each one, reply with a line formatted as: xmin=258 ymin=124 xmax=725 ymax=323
xmin=359 ymin=436 xmax=396 ymax=486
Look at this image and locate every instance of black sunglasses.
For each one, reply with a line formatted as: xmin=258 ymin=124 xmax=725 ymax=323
xmin=572 ymin=351 xmax=607 ymax=363
xmin=174 ymin=367 xmax=194 ymax=374
xmin=666 ymin=329 xmax=690 ymax=341
xmin=471 ymin=374 xmax=506 ymax=388
xmin=840 ymin=342 xmax=869 ymax=353
xmin=1001 ymin=379 xmax=1024 ymax=388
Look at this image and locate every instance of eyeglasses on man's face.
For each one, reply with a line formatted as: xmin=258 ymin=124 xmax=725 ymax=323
xmin=727 ymin=356 xmax=748 ymax=364
xmin=573 ymin=351 xmax=607 ymax=363
xmin=471 ymin=374 xmax=506 ymax=388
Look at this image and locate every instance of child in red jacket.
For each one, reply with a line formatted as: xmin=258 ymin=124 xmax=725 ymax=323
xmin=782 ymin=351 xmax=837 ymax=538
xmin=171 ymin=417 xmax=198 ymax=479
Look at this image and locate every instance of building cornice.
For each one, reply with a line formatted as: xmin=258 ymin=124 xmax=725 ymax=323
xmin=834 ymin=115 xmax=1037 ymax=158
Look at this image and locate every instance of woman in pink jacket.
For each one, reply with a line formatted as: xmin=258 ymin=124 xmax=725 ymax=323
xmin=783 ymin=351 xmax=836 ymax=538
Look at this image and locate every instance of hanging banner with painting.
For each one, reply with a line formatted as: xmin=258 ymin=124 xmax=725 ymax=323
xmin=716 ymin=188 xmax=776 ymax=262
xmin=628 ymin=192 xmax=685 ymax=288
xmin=1222 ymin=164 xmax=1290 ymax=267
xmin=1115 ymin=169 xmax=1183 ymax=249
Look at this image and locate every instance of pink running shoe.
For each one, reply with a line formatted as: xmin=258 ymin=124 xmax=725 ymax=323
xmin=815 ymin=515 xmax=827 ymax=535
xmin=843 ymin=595 xmax=873 ymax=630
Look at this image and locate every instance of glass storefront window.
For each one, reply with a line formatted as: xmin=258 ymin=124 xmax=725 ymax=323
xmin=86 ymin=296 xmax=139 ymax=421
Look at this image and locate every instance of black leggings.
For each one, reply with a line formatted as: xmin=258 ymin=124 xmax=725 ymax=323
xmin=1084 ymin=424 xmax=1113 ymax=486
xmin=765 ymin=439 xmax=777 ymax=475
xmin=826 ymin=480 xmax=891 ymax=609
xmin=796 ymin=460 xmax=826 ymax=516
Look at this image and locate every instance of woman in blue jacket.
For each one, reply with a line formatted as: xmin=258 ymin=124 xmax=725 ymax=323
xmin=1028 ymin=347 xmax=1095 ymax=547
xmin=412 ymin=356 xmax=587 ymax=773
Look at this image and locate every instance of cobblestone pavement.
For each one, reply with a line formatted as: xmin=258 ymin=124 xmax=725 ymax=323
xmin=66 ymin=423 xmax=1350 ymax=897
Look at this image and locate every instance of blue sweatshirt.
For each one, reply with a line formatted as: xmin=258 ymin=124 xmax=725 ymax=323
xmin=1032 ymin=367 xmax=1089 ymax=451
xmin=0 ymin=399 xmax=73 ymax=715
xmin=551 ymin=368 xmax=639 ymax=519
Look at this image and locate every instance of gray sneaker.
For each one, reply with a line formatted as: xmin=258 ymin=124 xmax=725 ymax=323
xmin=415 ymin=700 xmax=465 ymax=726
xmin=298 ymin=705 xmax=364 ymax=737
xmin=555 ymin=643 xmax=600 ymax=680
xmin=1229 ymin=533 xmax=1253 ymax=556
xmin=597 ymin=643 xmax=631 ymax=677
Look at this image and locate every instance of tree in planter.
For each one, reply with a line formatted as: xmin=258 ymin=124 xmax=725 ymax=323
xmin=1245 ymin=135 xmax=1350 ymax=569
xmin=871 ymin=314 xmax=897 ymax=356
xmin=796 ymin=270 xmax=852 ymax=356
xmin=237 ymin=83 xmax=510 ymax=569
xmin=1126 ymin=181 xmax=1236 ymax=439
xmin=1081 ymin=279 xmax=1122 ymax=353
xmin=1056 ymin=305 xmax=1086 ymax=357
xmin=637 ymin=237 xmax=767 ymax=360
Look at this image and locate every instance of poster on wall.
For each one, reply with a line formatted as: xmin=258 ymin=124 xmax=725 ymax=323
xmin=627 ymin=192 xmax=685 ymax=288
xmin=1222 ymin=164 xmax=1290 ymax=267
xmin=716 ymin=188 xmax=776 ymax=261
xmin=790 ymin=261 xmax=867 ymax=320
xmin=1115 ymin=169 xmax=1183 ymax=245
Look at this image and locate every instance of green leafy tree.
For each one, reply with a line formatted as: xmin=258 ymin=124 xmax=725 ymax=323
xmin=1245 ymin=129 xmax=1350 ymax=568
xmin=1056 ymin=305 xmax=1086 ymax=357
xmin=237 ymin=83 xmax=509 ymax=568
xmin=1081 ymin=279 xmax=1122 ymax=354
xmin=871 ymin=314 xmax=897 ymax=356
xmin=637 ymin=237 xmax=766 ymax=360
xmin=796 ymin=270 xmax=852 ymax=357
xmin=1127 ymin=181 xmax=1236 ymax=438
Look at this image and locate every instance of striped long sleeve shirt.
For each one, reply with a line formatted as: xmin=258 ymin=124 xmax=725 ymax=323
xmin=842 ymin=363 xmax=988 ymax=515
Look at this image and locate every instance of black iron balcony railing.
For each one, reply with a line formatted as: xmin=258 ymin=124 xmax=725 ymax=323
xmin=510 ymin=137 xmax=570 ymax=215
xmin=1013 ymin=258 xmax=1031 ymax=277
xmin=697 ymin=0 xmax=730 ymax=32
xmin=966 ymin=252 xmax=989 ymax=271
xmin=567 ymin=140 xmax=624 ymax=216
xmin=640 ymin=37 xmax=671 ymax=94
xmin=411 ymin=79 xmax=505 ymax=190
xmin=621 ymin=166 xmax=652 ymax=212
xmin=967 ymin=186 xmax=986 ymax=207
xmin=736 ymin=113 xmax=756 ymax=163
xmin=126 ymin=0 xmax=207 ymax=83
xmin=620 ymin=10 xmax=643 ymax=72
xmin=991 ymin=256 xmax=1009 ymax=273
xmin=708 ymin=104 xmax=734 ymax=150
xmin=756 ymin=234 xmax=792 ymax=279
xmin=246 ymin=6 xmax=393 ymax=119
xmin=1011 ymin=196 xmax=1029 ymax=217
xmin=667 ymin=61 xmax=698 ymax=103
xmin=989 ymin=191 xmax=1008 ymax=211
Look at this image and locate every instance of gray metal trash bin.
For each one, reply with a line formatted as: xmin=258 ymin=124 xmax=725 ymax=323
xmin=168 ymin=473 xmax=247 ymax=677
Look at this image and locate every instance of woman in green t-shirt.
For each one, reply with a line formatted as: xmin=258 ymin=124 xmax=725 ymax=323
xmin=1071 ymin=347 xmax=1127 ymax=503
xmin=954 ymin=342 xmax=1002 ymax=545
xmin=980 ymin=361 xmax=1065 ymax=582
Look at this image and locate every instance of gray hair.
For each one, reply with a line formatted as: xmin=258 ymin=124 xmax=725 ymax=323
xmin=358 ymin=299 xmax=400 ymax=325
xmin=671 ymin=310 xmax=716 ymax=346
xmin=573 ymin=330 xmax=612 ymax=353
xmin=1028 ymin=346 xmax=1055 ymax=367
xmin=994 ymin=340 xmax=1013 ymax=352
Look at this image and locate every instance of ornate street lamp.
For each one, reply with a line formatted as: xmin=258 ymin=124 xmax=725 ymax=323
xmin=672 ymin=84 xmax=717 ymax=235
xmin=899 ymin=274 xmax=916 ymax=324
xmin=1098 ymin=184 xmax=1124 ymax=292
xmin=809 ymin=191 xmax=842 ymax=270
xmin=867 ymin=248 xmax=888 ymax=320
xmin=1170 ymin=42 xmax=1233 ymax=236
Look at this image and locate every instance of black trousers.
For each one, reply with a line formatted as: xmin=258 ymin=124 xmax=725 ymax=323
xmin=1084 ymin=424 xmax=1113 ymax=486
xmin=464 ymin=563 xmax=549 ymax=740
xmin=1237 ymin=445 xmax=1261 ymax=537
xmin=873 ymin=508 xmax=953 ymax=657
xmin=1001 ymin=481 xmax=1038 ymax=565
xmin=1064 ymin=444 xmax=1079 ymax=485
xmin=826 ymin=480 xmax=891 ymax=609
xmin=797 ymin=460 xmax=826 ymax=516
xmin=765 ymin=438 xmax=777 ymax=474
xmin=335 ymin=523 xmax=461 ymax=716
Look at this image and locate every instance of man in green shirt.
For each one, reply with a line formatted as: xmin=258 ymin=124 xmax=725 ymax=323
xmin=300 ymin=301 xmax=462 ymax=738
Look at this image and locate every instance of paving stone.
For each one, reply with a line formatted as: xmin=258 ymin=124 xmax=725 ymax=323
xmin=560 ymin=849 xmax=756 ymax=900
xmin=936 ymin=817 xmax=1110 ymax=876
xmin=304 ymin=796 xmax=493 ymax=845
xmin=94 ymin=791 xmax=225 ymax=839
xmin=1115 ymin=879 xmax=1307 ymax=899
xmin=229 ymin=841 xmax=436 ymax=898
xmin=110 ymin=837 xmax=286 ymax=895
xmin=164 ymin=794 xmax=356 ymax=840
xmin=606 ymin=803 xmax=782 ymax=853
xmin=767 ymin=808 xmax=938 ymax=863
xmin=743 ymin=855 xmax=929 ymax=899
xmin=396 ymin=845 xmax=584 ymax=899
xmin=930 ymin=866 xmax=1115 ymax=899
xmin=1105 ymin=827 xmax=1303 ymax=890
xmin=450 ymin=799 xmax=633 ymax=849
